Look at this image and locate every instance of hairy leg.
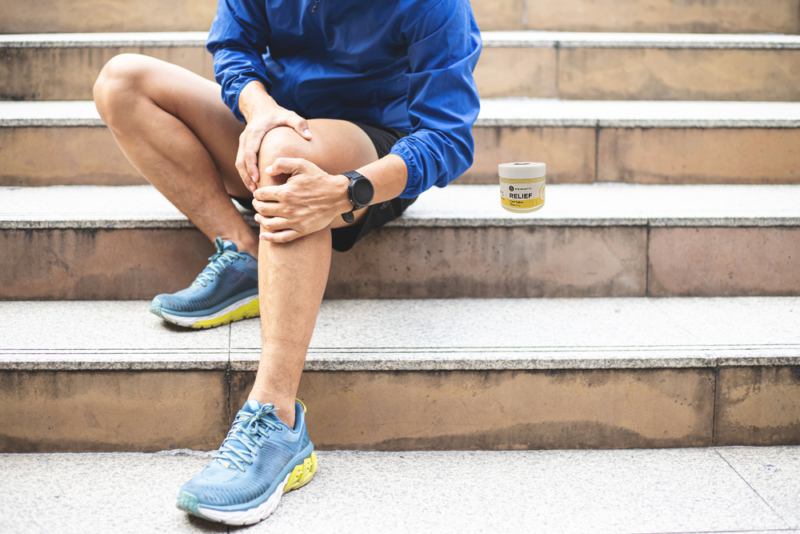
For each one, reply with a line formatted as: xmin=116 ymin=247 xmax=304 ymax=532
xmin=248 ymin=123 xmax=377 ymax=427
xmin=93 ymin=54 xmax=259 ymax=255
xmin=95 ymin=54 xmax=380 ymax=427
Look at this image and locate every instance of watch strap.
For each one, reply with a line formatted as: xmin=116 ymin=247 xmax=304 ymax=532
xmin=341 ymin=170 xmax=369 ymax=223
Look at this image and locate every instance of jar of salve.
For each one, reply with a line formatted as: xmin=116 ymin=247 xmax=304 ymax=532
xmin=499 ymin=162 xmax=546 ymax=213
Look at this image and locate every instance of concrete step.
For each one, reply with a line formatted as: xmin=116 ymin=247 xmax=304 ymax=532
xmin=2 ymin=183 xmax=800 ymax=300
xmin=2 ymin=297 xmax=799 ymax=452
xmin=2 ymin=447 xmax=798 ymax=533
xmin=2 ymin=0 xmax=797 ymax=34
xmin=3 ymin=32 xmax=800 ymax=101
xmin=2 ymin=99 xmax=800 ymax=187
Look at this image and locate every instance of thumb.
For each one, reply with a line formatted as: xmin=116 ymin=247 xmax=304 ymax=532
xmin=292 ymin=116 xmax=312 ymax=140
xmin=268 ymin=157 xmax=308 ymax=177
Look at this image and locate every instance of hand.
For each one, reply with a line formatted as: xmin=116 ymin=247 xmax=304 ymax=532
xmin=252 ymin=158 xmax=352 ymax=243
xmin=236 ymin=82 xmax=312 ymax=193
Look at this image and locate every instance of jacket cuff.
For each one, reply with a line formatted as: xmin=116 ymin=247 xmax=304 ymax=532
xmin=390 ymin=141 xmax=421 ymax=199
xmin=230 ymin=77 xmax=264 ymax=122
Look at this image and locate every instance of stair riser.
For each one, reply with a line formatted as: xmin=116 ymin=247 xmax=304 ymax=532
xmin=2 ymin=366 xmax=797 ymax=452
xmin=4 ymin=46 xmax=799 ymax=102
xmin=0 ymin=227 xmax=647 ymax=299
xmin=0 ymin=47 xmax=214 ymax=102
xmin=4 ymin=125 xmax=799 ymax=187
xmin=479 ymin=47 xmax=800 ymax=102
xmin=649 ymin=228 xmax=800 ymax=297
xmin=524 ymin=0 xmax=800 ymax=34
xmin=3 ymin=0 xmax=797 ymax=33
xmin=3 ymin=225 xmax=800 ymax=299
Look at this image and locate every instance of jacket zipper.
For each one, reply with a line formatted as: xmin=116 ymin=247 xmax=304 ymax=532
xmin=311 ymin=0 xmax=321 ymax=14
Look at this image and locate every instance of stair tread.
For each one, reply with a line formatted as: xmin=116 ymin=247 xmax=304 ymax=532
xmin=4 ymin=98 xmax=800 ymax=128
xmin=2 ymin=183 xmax=799 ymax=229
xmin=3 ymin=30 xmax=800 ymax=49
xmin=2 ymin=297 xmax=798 ymax=370
xmin=0 ymin=447 xmax=796 ymax=533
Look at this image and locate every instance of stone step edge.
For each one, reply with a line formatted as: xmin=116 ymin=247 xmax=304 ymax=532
xmin=2 ymin=30 xmax=800 ymax=50
xmin=4 ymin=100 xmax=800 ymax=129
xmin=4 ymin=297 xmax=799 ymax=370
xmin=3 ymin=184 xmax=800 ymax=229
xmin=3 ymin=346 xmax=799 ymax=371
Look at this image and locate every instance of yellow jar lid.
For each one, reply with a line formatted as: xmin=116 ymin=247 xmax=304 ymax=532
xmin=499 ymin=162 xmax=546 ymax=179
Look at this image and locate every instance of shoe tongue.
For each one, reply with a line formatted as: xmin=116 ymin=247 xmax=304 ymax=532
xmin=239 ymin=399 xmax=283 ymax=425
xmin=241 ymin=398 xmax=262 ymax=414
xmin=221 ymin=241 xmax=239 ymax=253
xmin=215 ymin=400 xmax=281 ymax=468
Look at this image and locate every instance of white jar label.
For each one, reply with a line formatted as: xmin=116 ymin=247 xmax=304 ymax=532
xmin=500 ymin=178 xmax=545 ymax=210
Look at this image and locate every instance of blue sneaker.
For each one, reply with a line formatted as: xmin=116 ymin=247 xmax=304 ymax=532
xmin=177 ymin=400 xmax=318 ymax=525
xmin=150 ymin=237 xmax=259 ymax=329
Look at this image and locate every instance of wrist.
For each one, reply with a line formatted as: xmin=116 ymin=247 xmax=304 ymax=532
xmin=332 ymin=174 xmax=354 ymax=214
xmin=239 ymin=81 xmax=276 ymax=122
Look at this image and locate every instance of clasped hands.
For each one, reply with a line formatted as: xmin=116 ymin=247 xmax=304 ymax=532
xmin=251 ymin=158 xmax=351 ymax=244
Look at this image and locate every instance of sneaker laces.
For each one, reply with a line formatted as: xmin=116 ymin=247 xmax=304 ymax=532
xmin=214 ymin=404 xmax=282 ymax=471
xmin=193 ymin=238 xmax=246 ymax=288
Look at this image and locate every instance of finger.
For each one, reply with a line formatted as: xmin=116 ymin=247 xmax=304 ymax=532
xmin=257 ymin=216 xmax=292 ymax=232
xmin=253 ymin=185 xmax=281 ymax=202
xmin=235 ymin=139 xmax=255 ymax=192
xmin=244 ymin=127 xmax=267 ymax=182
xmin=251 ymin=199 xmax=282 ymax=217
xmin=291 ymin=116 xmax=312 ymax=140
xmin=260 ymin=229 xmax=302 ymax=243
xmin=266 ymin=157 xmax=309 ymax=177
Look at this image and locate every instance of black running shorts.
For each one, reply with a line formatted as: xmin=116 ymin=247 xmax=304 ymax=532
xmin=231 ymin=121 xmax=418 ymax=252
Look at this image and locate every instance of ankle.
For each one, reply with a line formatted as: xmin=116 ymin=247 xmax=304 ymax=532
xmin=219 ymin=233 xmax=258 ymax=257
xmin=248 ymin=390 xmax=296 ymax=428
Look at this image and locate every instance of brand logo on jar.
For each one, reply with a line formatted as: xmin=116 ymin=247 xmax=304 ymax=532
xmin=508 ymin=185 xmax=515 ymax=192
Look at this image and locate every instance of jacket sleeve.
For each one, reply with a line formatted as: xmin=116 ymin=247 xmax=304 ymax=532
xmin=206 ymin=0 xmax=271 ymax=122
xmin=389 ymin=0 xmax=482 ymax=198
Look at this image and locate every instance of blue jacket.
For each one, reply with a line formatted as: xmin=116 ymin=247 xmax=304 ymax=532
xmin=207 ymin=0 xmax=482 ymax=198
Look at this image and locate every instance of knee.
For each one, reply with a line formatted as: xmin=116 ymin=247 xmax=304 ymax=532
xmin=257 ymin=127 xmax=314 ymax=187
xmin=93 ymin=54 xmax=151 ymax=125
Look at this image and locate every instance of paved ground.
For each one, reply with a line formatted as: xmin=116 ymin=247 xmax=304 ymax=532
xmin=1 ymin=446 xmax=797 ymax=533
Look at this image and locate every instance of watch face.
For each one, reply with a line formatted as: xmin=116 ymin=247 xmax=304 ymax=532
xmin=352 ymin=178 xmax=375 ymax=207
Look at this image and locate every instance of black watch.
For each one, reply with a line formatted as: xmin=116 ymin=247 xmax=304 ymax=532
xmin=341 ymin=170 xmax=375 ymax=223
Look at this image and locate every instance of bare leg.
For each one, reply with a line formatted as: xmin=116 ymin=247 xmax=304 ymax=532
xmin=247 ymin=124 xmax=377 ymax=428
xmin=95 ymin=54 xmax=380 ymax=428
xmin=93 ymin=54 xmax=259 ymax=255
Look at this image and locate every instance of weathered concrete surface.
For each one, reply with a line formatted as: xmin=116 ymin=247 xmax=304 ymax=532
xmin=1 ymin=0 xmax=216 ymax=33
xmin=0 ymin=0 xmax=526 ymax=33
xmin=599 ymin=127 xmax=800 ymax=184
xmin=471 ymin=0 xmax=525 ymax=31
xmin=464 ymin=126 xmax=595 ymax=184
xmin=0 ymin=226 xmax=646 ymax=300
xmin=0 ymin=448 xmax=794 ymax=534
xmin=474 ymin=46 xmax=557 ymax=99
xmin=326 ymin=226 xmax=647 ymax=298
xmin=648 ymin=227 xmax=800 ymax=297
xmin=525 ymin=0 xmax=800 ymax=34
xmin=719 ymin=446 xmax=800 ymax=529
xmin=5 ymin=36 xmax=799 ymax=101
xmin=232 ymin=369 xmax=715 ymax=450
xmin=7 ymin=183 xmax=800 ymax=299
xmin=715 ymin=367 xmax=800 ymax=446
xmin=3 ymin=0 xmax=799 ymax=33
xmin=0 ymin=46 xmax=214 ymax=101
xmin=559 ymin=48 xmax=800 ymax=102
xmin=0 ymin=229 xmax=215 ymax=300
xmin=0 ymin=371 xmax=229 ymax=452
xmin=5 ymin=99 xmax=800 ymax=186
xmin=0 ymin=127 xmax=142 ymax=186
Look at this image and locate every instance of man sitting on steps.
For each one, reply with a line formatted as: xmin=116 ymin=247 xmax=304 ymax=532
xmin=93 ymin=0 xmax=481 ymax=526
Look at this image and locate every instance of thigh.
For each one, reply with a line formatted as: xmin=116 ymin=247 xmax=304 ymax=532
xmin=132 ymin=56 xmax=245 ymax=194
